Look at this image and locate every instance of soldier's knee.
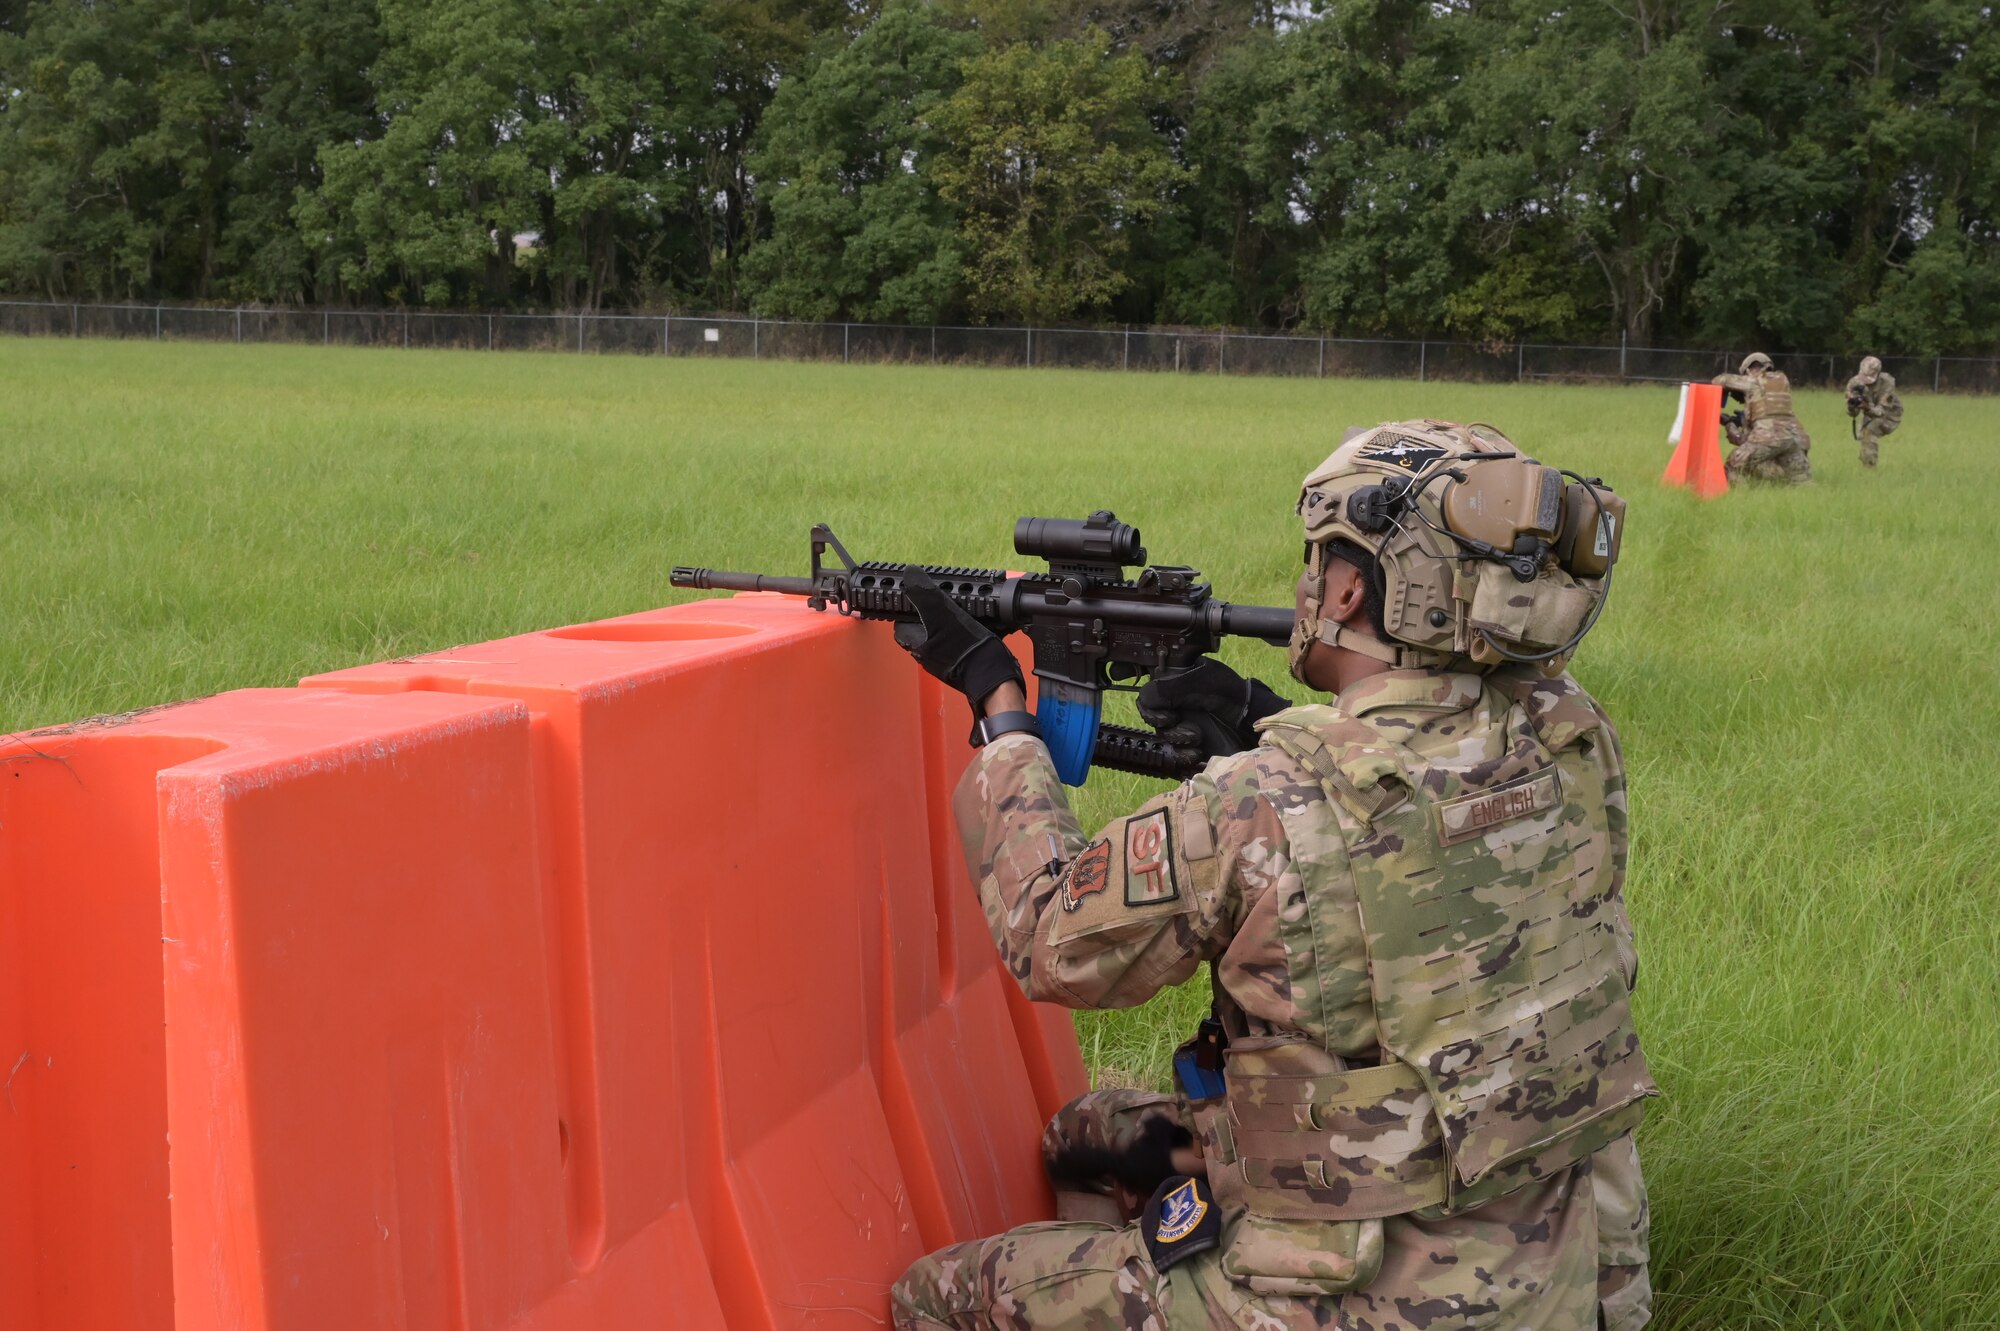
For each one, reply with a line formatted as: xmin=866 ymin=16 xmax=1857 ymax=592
xmin=887 ymin=1271 xmax=939 ymax=1329
xmin=893 ymin=1224 xmax=1163 ymax=1329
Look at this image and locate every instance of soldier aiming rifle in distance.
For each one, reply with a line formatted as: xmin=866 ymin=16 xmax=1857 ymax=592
xmin=1847 ymin=356 xmax=1904 ymax=469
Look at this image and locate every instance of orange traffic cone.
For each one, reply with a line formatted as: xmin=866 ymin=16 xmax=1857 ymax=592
xmin=1662 ymin=382 xmax=1729 ymax=498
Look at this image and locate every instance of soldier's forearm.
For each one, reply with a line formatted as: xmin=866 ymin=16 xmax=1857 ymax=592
xmin=952 ymin=735 xmax=1090 ymax=985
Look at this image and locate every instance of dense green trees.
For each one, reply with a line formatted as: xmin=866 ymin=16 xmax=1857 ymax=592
xmin=932 ymin=35 xmax=1184 ymax=321
xmin=1 ymin=0 xmax=1994 ymax=351
xmin=744 ymin=0 xmax=975 ymax=320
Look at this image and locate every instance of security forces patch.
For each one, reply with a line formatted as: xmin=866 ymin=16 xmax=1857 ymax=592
xmin=1060 ymin=839 xmax=1114 ymax=912
xmin=1142 ymin=1175 xmax=1220 ymax=1271
xmin=1358 ymin=436 xmax=1448 ymax=471
xmin=1124 ymin=809 xmax=1179 ymax=906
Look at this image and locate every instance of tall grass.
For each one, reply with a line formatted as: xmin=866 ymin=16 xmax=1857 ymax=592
xmin=3 ymin=339 xmax=1996 ymax=1328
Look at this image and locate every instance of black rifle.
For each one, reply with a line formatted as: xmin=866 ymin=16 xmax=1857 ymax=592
xmin=671 ymin=512 xmax=1293 ymax=784
xmin=1720 ymin=385 xmax=1747 ymax=439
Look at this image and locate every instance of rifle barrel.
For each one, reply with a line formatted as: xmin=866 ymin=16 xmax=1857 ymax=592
xmin=670 ymin=567 xmax=817 ymax=597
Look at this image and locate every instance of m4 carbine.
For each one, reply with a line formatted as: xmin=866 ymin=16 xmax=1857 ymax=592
xmin=1844 ymin=383 xmax=1870 ymax=439
xmin=671 ymin=512 xmax=1293 ymax=785
xmin=1719 ymin=385 xmax=1747 ymax=437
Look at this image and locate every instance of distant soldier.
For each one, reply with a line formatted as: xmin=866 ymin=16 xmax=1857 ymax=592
xmin=1846 ymin=356 xmax=1903 ymax=469
xmin=1713 ymin=352 xmax=1811 ymax=484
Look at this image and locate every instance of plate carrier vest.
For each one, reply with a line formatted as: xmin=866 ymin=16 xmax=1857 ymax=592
xmin=1748 ymin=372 xmax=1795 ymax=425
xmin=1189 ymin=672 xmax=1656 ymax=1296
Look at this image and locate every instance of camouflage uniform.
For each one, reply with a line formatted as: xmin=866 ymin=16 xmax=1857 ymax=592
xmin=892 ymin=667 xmax=1655 ymax=1331
xmin=1713 ymin=368 xmax=1811 ymax=484
xmin=1847 ymin=362 xmax=1902 ymax=468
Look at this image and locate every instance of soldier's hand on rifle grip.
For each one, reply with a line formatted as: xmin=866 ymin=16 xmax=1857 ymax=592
xmin=1137 ymin=658 xmax=1289 ymax=762
xmin=895 ymin=568 xmax=1024 ymax=715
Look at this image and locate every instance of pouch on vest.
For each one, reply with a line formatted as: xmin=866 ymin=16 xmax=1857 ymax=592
xmin=1209 ymin=1036 xmax=1389 ymax=1296
xmin=1219 ymin=1207 xmax=1384 ymax=1299
xmin=1226 ymin=1036 xmax=1447 ymax=1220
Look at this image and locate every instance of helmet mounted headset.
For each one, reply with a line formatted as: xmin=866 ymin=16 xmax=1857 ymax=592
xmin=1292 ymin=420 xmax=1625 ymax=682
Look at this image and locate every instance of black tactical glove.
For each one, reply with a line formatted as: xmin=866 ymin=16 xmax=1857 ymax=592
xmin=894 ymin=568 xmax=1024 ymax=714
xmin=1137 ymin=658 xmax=1289 ymax=761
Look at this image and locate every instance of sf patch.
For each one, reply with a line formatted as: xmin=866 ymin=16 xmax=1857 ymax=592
xmin=1124 ymin=809 xmax=1179 ymax=906
xmin=1060 ymin=839 xmax=1114 ymax=912
xmin=1359 ymin=435 xmax=1448 ymax=471
xmin=1142 ymin=1175 xmax=1219 ymax=1271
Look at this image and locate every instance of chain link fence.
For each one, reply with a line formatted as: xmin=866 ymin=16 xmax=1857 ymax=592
xmin=4 ymin=299 xmax=1995 ymax=393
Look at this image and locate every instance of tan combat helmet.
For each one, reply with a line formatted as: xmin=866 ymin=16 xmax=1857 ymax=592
xmin=1294 ymin=420 xmax=1626 ymax=679
xmin=1740 ymin=352 xmax=1774 ymax=375
xmin=1857 ymin=355 xmax=1882 ymax=382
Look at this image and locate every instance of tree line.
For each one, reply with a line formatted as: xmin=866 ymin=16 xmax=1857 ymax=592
xmin=1 ymin=0 xmax=1993 ymax=353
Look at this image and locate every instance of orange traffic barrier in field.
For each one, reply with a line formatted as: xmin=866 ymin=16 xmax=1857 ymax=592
xmin=0 ymin=596 xmax=1087 ymax=1331
xmin=1663 ymin=381 xmax=1729 ymax=497
xmin=1 ymin=688 xmax=559 ymax=1331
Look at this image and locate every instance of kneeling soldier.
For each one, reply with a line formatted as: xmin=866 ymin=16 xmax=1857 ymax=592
xmin=1714 ymin=352 xmax=1811 ymax=484
xmin=890 ymin=421 xmax=1657 ymax=1331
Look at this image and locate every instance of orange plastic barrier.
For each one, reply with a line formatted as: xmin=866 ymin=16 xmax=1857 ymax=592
xmin=1663 ymin=381 xmax=1730 ymax=497
xmin=0 ymin=595 xmax=1088 ymax=1331
xmin=1 ymin=688 xmax=561 ymax=1331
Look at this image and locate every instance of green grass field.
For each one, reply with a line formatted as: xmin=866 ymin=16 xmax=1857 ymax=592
xmin=4 ymin=338 xmax=1998 ymax=1328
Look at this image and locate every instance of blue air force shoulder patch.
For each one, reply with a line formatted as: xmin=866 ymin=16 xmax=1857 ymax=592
xmin=1156 ymin=1178 xmax=1206 ymax=1241
xmin=1142 ymin=1174 xmax=1220 ymax=1271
